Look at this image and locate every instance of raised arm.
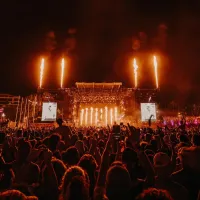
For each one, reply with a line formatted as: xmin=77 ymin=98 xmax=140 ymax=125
xmin=139 ymin=150 xmax=155 ymax=186
xmin=96 ymin=133 xmax=112 ymax=187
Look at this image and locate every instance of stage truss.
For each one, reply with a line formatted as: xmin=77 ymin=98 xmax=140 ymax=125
xmin=36 ymin=83 xmax=159 ymax=125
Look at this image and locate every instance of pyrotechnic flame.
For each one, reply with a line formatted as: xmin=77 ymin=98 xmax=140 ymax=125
xmin=90 ymin=107 xmax=93 ymax=125
xmin=100 ymin=108 xmax=103 ymax=120
xmin=110 ymin=108 xmax=113 ymax=125
xmin=61 ymin=58 xmax=65 ymax=88
xmin=114 ymin=107 xmax=118 ymax=122
xmin=133 ymin=58 xmax=138 ymax=88
xmin=80 ymin=109 xmax=84 ymax=126
xmin=153 ymin=56 xmax=158 ymax=89
xmin=105 ymin=106 xmax=108 ymax=126
xmin=95 ymin=108 xmax=98 ymax=126
xmin=39 ymin=58 xmax=45 ymax=88
xmin=85 ymin=108 xmax=88 ymax=126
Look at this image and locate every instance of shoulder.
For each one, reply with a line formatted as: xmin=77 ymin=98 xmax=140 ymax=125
xmin=29 ymin=162 xmax=40 ymax=172
xmin=171 ymin=169 xmax=184 ymax=179
xmin=171 ymin=180 xmax=188 ymax=192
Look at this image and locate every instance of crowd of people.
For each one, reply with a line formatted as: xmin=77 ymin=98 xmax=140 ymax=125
xmin=0 ymin=118 xmax=200 ymax=200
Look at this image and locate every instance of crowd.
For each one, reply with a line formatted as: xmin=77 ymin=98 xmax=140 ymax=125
xmin=0 ymin=118 xmax=200 ymax=200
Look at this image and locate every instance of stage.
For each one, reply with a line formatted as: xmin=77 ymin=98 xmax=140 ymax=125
xmin=35 ymin=82 xmax=159 ymax=125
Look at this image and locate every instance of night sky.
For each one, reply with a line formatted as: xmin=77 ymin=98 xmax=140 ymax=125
xmin=0 ymin=1 xmax=200 ymax=105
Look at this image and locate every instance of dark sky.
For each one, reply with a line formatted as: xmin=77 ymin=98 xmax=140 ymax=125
xmin=0 ymin=0 xmax=200 ymax=105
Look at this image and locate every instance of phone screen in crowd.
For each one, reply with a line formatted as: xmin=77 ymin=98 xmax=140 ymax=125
xmin=112 ymin=125 xmax=121 ymax=140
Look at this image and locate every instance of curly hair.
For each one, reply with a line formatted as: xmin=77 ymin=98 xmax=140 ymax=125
xmin=59 ymin=166 xmax=90 ymax=200
xmin=136 ymin=188 xmax=173 ymax=200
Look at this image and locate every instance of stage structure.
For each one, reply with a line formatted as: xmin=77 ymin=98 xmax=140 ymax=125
xmin=35 ymin=82 xmax=159 ymax=125
xmin=66 ymin=82 xmax=134 ymax=126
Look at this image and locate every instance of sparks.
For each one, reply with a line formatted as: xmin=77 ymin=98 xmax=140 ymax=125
xmin=95 ymin=108 xmax=98 ymax=126
xmin=133 ymin=58 xmax=138 ymax=88
xmin=90 ymin=107 xmax=93 ymax=125
xmin=114 ymin=107 xmax=118 ymax=122
xmin=105 ymin=106 xmax=108 ymax=126
xmin=61 ymin=58 xmax=65 ymax=88
xmin=110 ymin=108 xmax=113 ymax=125
xmin=85 ymin=108 xmax=88 ymax=126
xmin=80 ymin=109 xmax=84 ymax=126
xmin=39 ymin=58 xmax=45 ymax=88
xmin=153 ymin=56 xmax=158 ymax=89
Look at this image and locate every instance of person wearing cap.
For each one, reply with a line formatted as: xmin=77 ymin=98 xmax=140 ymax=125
xmin=154 ymin=152 xmax=188 ymax=200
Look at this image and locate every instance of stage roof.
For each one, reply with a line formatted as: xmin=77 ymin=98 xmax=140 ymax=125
xmin=75 ymin=82 xmax=122 ymax=89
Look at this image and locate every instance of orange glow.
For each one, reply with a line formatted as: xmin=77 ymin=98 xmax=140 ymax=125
xmin=39 ymin=58 xmax=45 ymax=88
xmin=133 ymin=58 xmax=138 ymax=88
xmin=95 ymin=108 xmax=98 ymax=125
xmin=80 ymin=109 xmax=84 ymax=126
xmin=105 ymin=106 xmax=108 ymax=125
xmin=153 ymin=56 xmax=158 ymax=88
xmin=114 ymin=107 xmax=118 ymax=122
xmin=110 ymin=108 xmax=113 ymax=125
xmin=85 ymin=108 xmax=88 ymax=125
xmin=100 ymin=108 xmax=103 ymax=121
xmin=90 ymin=107 xmax=93 ymax=125
xmin=61 ymin=58 xmax=65 ymax=88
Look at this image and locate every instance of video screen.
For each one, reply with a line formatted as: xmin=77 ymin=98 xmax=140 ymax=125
xmin=41 ymin=102 xmax=57 ymax=121
xmin=141 ymin=103 xmax=156 ymax=122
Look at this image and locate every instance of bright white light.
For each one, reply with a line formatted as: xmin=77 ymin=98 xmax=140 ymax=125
xmin=80 ymin=109 xmax=84 ymax=126
xmin=110 ymin=108 xmax=113 ymax=125
xmin=105 ymin=106 xmax=108 ymax=126
xmin=90 ymin=107 xmax=93 ymax=125
xmin=85 ymin=108 xmax=88 ymax=126
xmin=95 ymin=108 xmax=98 ymax=126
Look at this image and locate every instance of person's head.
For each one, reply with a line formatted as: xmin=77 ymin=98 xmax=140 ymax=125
xmin=136 ymin=188 xmax=173 ymax=200
xmin=179 ymin=134 xmax=189 ymax=144
xmin=16 ymin=130 xmax=23 ymax=138
xmin=0 ymin=189 xmax=38 ymax=200
xmin=0 ymin=132 xmax=6 ymax=144
xmin=17 ymin=141 xmax=31 ymax=162
xmin=78 ymin=132 xmax=84 ymax=141
xmin=0 ymin=166 xmax=15 ymax=191
xmin=144 ymin=133 xmax=151 ymax=143
xmin=78 ymin=154 xmax=98 ymax=176
xmin=70 ymin=134 xmax=78 ymax=146
xmin=192 ymin=134 xmax=200 ymax=146
xmin=49 ymin=158 xmax=67 ymax=186
xmin=56 ymin=118 xmax=63 ymax=126
xmin=150 ymin=139 xmax=158 ymax=150
xmin=106 ymin=165 xmax=132 ymax=200
xmin=78 ymin=154 xmax=98 ymax=194
xmin=48 ymin=134 xmax=61 ymax=152
xmin=153 ymin=152 xmax=171 ymax=178
xmin=75 ymin=140 xmax=85 ymax=156
xmin=178 ymin=147 xmax=198 ymax=170
xmin=111 ymin=161 xmax=124 ymax=167
xmin=122 ymin=148 xmax=138 ymax=169
xmin=12 ymin=184 xmax=33 ymax=196
xmin=63 ymin=176 xmax=90 ymax=200
xmin=62 ymin=147 xmax=80 ymax=166
xmin=60 ymin=166 xmax=89 ymax=200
